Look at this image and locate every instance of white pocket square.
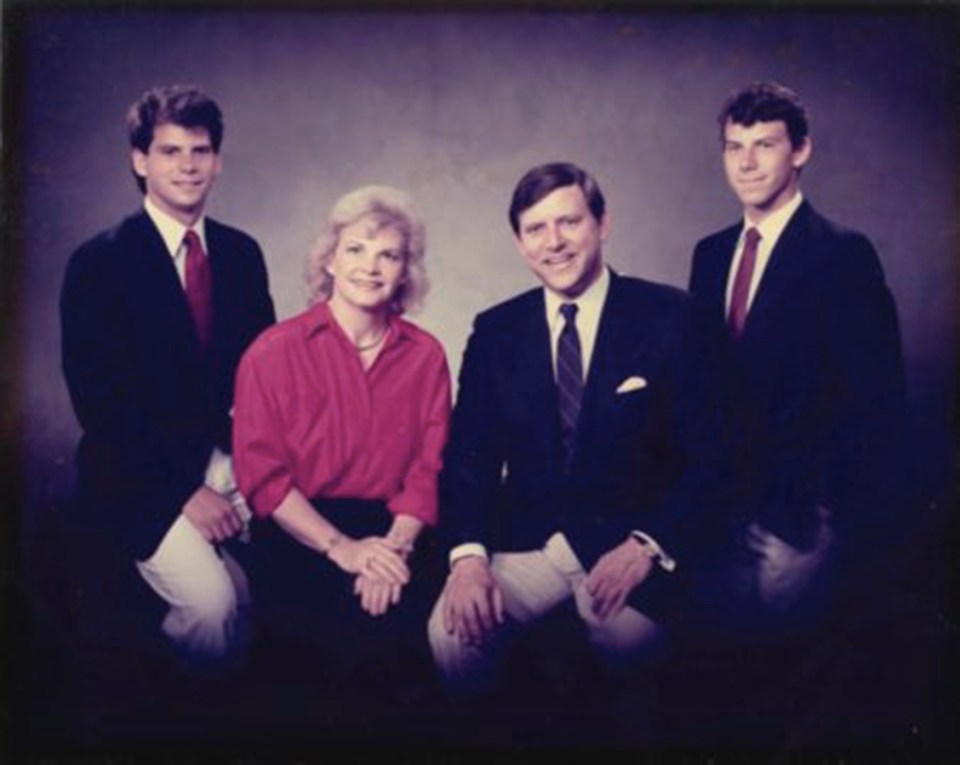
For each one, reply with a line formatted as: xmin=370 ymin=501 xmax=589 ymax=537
xmin=616 ymin=376 xmax=647 ymax=394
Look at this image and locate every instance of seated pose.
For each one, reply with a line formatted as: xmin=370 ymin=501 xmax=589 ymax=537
xmin=60 ymin=84 xmax=275 ymax=666
xmin=427 ymin=163 xmax=725 ymax=745
xmin=233 ymin=186 xmax=451 ymax=733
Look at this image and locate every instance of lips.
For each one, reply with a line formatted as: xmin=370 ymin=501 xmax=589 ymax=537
xmin=350 ymin=278 xmax=383 ymax=290
xmin=543 ymin=252 xmax=576 ymax=267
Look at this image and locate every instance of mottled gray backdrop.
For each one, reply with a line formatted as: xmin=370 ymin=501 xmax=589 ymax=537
xmin=7 ymin=9 xmax=957 ymax=547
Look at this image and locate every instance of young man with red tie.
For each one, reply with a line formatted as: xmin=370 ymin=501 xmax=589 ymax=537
xmin=60 ymin=85 xmax=275 ymax=666
xmin=684 ymin=81 xmax=907 ymax=750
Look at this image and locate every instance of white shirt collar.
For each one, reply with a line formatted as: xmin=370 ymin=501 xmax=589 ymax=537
xmin=144 ymin=196 xmax=208 ymax=257
xmin=725 ymin=191 xmax=804 ymax=313
xmin=543 ymin=264 xmax=610 ymax=329
xmin=743 ymin=191 xmax=803 ymax=249
xmin=543 ymin=265 xmax=611 ymax=381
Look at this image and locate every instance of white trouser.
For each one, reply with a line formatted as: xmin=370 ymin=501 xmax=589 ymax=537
xmin=136 ymin=513 xmax=250 ymax=663
xmin=428 ymin=533 xmax=662 ymax=695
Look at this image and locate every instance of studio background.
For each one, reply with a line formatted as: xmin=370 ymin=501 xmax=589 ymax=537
xmin=7 ymin=9 xmax=956 ymax=564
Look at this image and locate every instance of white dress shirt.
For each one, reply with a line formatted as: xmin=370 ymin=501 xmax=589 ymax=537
xmin=724 ymin=191 xmax=804 ymax=315
xmin=544 ymin=265 xmax=610 ymax=383
xmin=143 ymin=198 xmax=250 ymax=530
xmin=144 ymin=196 xmax=209 ymax=286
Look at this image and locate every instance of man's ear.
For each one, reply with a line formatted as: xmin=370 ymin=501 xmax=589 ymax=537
xmin=599 ymin=211 xmax=611 ymax=242
xmin=792 ymin=136 xmax=813 ymax=170
xmin=131 ymin=149 xmax=148 ymax=180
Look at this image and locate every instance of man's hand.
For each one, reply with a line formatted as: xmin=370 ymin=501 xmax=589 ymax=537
xmin=584 ymin=538 xmax=654 ymax=621
xmin=182 ymin=485 xmax=245 ymax=542
xmin=748 ymin=514 xmax=835 ymax=611
xmin=442 ymin=556 xmax=503 ymax=645
xmin=354 ymin=573 xmax=404 ymax=617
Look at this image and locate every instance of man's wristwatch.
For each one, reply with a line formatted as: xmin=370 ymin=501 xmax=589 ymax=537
xmin=630 ymin=531 xmax=677 ymax=572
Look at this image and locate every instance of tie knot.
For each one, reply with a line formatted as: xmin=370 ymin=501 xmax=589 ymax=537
xmin=744 ymin=227 xmax=761 ymax=248
xmin=183 ymin=229 xmax=203 ymax=252
xmin=560 ymin=303 xmax=578 ymax=324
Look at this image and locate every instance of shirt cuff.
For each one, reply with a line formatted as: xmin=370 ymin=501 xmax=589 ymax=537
xmin=449 ymin=542 xmax=489 ymax=569
xmin=204 ymin=448 xmax=252 ymax=525
xmin=630 ymin=530 xmax=677 ymax=572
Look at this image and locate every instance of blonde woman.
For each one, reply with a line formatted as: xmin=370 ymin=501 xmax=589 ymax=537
xmin=233 ymin=186 xmax=450 ymax=730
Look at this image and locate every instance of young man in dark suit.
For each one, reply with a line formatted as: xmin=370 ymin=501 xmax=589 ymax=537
xmin=60 ymin=85 xmax=275 ymax=666
xmin=689 ymin=81 xmax=905 ymax=621
xmin=427 ymin=162 xmax=724 ymax=743
xmin=682 ymin=82 xmax=908 ymax=750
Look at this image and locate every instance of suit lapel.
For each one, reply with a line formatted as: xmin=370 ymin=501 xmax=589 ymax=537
xmin=577 ymin=272 xmax=645 ymax=458
xmin=741 ymin=201 xmax=816 ymax=341
xmin=514 ymin=290 xmax=564 ymax=478
xmin=127 ymin=211 xmax=202 ymax=352
xmin=704 ymin=228 xmax=740 ymax=323
xmin=205 ymin=219 xmax=227 ymax=346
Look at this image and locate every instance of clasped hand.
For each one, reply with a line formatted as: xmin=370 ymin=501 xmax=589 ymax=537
xmin=329 ymin=535 xmax=411 ymax=583
xmin=327 ymin=536 xmax=411 ymax=617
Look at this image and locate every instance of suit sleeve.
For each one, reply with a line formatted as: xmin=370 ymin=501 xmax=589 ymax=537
xmin=60 ymin=243 xmax=200 ymax=523
xmin=815 ymin=236 xmax=907 ymax=547
xmin=439 ymin=317 xmax=507 ymax=549
xmin=244 ymin=240 xmax=276 ymax=341
xmin=688 ymin=240 xmax=708 ymax=294
xmin=633 ymin=300 xmax=732 ymax=565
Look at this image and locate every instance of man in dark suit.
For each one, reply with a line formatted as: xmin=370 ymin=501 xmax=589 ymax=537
xmin=681 ymin=82 xmax=908 ymax=751
xmin=427 ymin=162 xmax=723 ymax=741
xmin=688 ymin=81 xmax=905 ymax=620
xmin=60 ymin=85 xmax=275 ymax=665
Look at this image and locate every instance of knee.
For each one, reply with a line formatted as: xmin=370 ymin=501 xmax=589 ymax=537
xmin=182 ymin=568 xmax=239 ymax=628
xmin=426 ymin=595 xmax=450 ymax=655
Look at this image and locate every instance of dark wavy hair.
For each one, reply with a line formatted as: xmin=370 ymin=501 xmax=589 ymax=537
xmin=508 ymin=162 xmax=606 ymax=235
xmin=718 ymin=81 xmax=809 ymax=150
xmin=126 ymin=84 xmax=224 ymax=193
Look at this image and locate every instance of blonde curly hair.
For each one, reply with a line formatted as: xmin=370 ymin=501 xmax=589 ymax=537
xmin=305 ymin=185 xmax=428 ymax=314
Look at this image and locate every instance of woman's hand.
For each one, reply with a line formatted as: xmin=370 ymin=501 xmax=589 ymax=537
xmin=328 ymin=536 xmax=411 ymax=585
xmin=354 ymin=572 xmax=404 ymax=616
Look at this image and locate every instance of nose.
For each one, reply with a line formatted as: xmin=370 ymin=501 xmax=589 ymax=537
xmin=180 ymin=152 xmax=197 ymax=173
xmin=545 ymin=224 xmax=565 ymax=251
xmin=739 ymin=147 xmax=757 ymax=172
xmin=361 ymin=250 xmax=380 ymax=273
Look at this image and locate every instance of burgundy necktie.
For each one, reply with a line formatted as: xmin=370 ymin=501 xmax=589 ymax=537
xmin=728 ymin=227 xmax=761 ymax=340
xmin=183 ymin=229 xmax=212 ymax=346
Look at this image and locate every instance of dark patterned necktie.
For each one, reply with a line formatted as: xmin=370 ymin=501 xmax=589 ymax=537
xmin=728 ymin=227 xmax=761 ymax=340
xmin=557 ymin=303 xmax=583 ymax=470
xmin=183 ymin=229 xmax=212 ymax=346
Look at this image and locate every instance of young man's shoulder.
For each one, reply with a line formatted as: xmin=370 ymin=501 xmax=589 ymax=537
xmin=693 ymin=221 xmax=741 ymax=252
xmin=204 ymin=216 xmax=263 ymax=252
xmin=67 ymin=211 xmax=152 ymax=270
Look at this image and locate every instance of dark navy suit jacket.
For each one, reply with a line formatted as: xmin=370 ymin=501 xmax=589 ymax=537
xmin=441 ymin=270 xmax=726 ymax=619
xmin=60 ymin=210 xmax=276 ymax=560
xmin=689 ymin=200 xmax=906 ymax=558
